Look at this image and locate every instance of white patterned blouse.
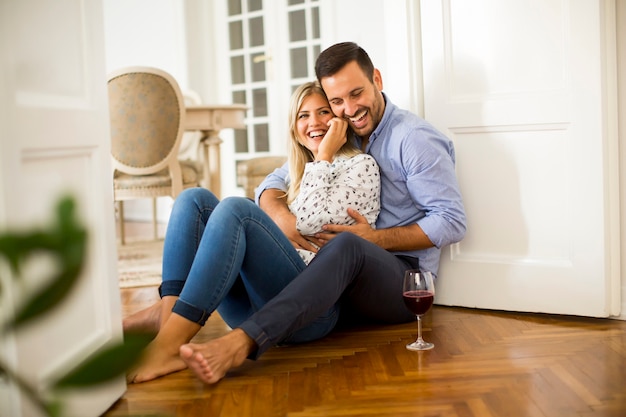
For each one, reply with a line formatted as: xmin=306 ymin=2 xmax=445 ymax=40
xmin=288 ymin=153 xmax=381 ymax=264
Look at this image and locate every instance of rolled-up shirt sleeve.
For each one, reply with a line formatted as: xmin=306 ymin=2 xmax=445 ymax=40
xmin=407 ymin=139 xmax=466 ymax=249
xmin=372 ymin=122 xmax=466 ymax=251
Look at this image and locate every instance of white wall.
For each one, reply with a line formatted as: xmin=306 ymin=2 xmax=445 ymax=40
xmin=103 ymin=0 xmax=188 ymax=84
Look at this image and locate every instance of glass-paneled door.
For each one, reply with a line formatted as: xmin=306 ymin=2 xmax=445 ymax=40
xmin=285 ymin=0 xmax=322 ymax=92
xmin=227 ymin=0 xmax=271 ymax=157
xmin=225 ymin=0 xmax=321 ymax=194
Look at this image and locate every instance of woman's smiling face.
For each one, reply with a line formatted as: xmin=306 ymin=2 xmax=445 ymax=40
xmin=296 ymin=93 xmax=334 ymax=157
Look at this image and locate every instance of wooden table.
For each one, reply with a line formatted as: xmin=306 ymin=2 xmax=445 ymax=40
xmin=184 ymin=104 xmax=248 ymax=197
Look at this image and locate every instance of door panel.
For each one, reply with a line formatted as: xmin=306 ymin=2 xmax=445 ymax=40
xmin=0 ymin=1 xmax=125 ymax=416
xmin=422 ymin=0 xmax=618 ymax=317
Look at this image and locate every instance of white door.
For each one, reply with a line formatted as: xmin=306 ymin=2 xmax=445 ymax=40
xmin=423 ymin=0 xmax=620 ymax=317
xmin=0 ymin=1 xmax=125 ymax=416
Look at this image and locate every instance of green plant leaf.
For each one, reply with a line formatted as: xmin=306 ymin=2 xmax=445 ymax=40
xmin=1 ymin=196 xmax=87 ymax=333
xmin=52 ymin=332 xmax=153 ymax=388
xmin=44 ymin=399 xmax=64 ymax=417
xmin=8 ymin=262 xmax=83 ymax=331
xmin=0 ymin=230 xmax=52 ymax=296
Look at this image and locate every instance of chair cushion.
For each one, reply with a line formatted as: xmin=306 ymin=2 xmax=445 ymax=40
xmin=109 ymin=72 xmax=182 ymax=169
xmin=236 ymin=156 xmax=287 ymax=199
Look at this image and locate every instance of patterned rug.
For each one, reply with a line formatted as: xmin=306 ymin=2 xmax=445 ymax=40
xmin=117 ymin=239 xmax=163 ymax=288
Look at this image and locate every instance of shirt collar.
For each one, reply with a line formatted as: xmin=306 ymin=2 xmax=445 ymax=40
xmin=373 ymin=92 xmax=393 ymax=140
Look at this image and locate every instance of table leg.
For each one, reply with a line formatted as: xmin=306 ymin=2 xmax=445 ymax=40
xmin=201 ymin=132 xmax=223 ymax=198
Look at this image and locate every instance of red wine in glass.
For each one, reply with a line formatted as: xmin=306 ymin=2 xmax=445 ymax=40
xmin=403 ymin=290 xmax=434 ymax=316
xmin=402 ymin=270 xmax=435 ymax=351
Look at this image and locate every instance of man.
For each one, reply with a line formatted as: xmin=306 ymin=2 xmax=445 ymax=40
xmin=179 ymin=42 xmax=466 ymax=384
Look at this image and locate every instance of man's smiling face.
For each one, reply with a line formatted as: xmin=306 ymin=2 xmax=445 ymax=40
xmin=320 ymin=60 xmax=385 ymax=140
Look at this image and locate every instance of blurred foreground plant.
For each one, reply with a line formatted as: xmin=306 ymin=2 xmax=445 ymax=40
xmin=0 ymin=196 xmax=152 ymax=417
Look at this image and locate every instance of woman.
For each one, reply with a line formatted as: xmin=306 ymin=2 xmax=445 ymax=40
xmin=126 ymin=81 xmax=380 ymax=383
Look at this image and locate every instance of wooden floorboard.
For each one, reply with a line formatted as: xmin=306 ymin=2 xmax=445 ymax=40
xmin=105 ymin=223 xmax=626 ymax=417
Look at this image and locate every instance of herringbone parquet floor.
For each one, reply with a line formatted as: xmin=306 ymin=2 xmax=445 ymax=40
xmin=106 ymin=223 xmax=626 ymax=417
xmin=104 ymin=286 xmax=626 ymax=417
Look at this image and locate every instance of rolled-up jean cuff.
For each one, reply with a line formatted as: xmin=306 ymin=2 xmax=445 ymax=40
xmin=171 ymin=299 xmax=211 ymax=326
xmin=159 ymin=280 xmax=186 ymax=298
xmin=238 ymin=321 xmax=270 ymax=360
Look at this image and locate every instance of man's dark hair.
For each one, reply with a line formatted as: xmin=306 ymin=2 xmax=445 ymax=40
xmin=315 ymin=42 xmax=375 ymax=83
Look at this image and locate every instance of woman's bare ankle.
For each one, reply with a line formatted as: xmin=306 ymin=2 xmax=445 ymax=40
xmin=123 ymin=301 xmax=162 ymax=334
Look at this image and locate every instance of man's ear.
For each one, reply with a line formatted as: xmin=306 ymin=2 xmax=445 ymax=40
xmin=373 ymin=68 xmax=383 ymax=91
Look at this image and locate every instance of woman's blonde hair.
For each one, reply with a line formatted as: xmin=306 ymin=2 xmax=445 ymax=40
xmin=285 ymin=81 xmax=361 ymax=204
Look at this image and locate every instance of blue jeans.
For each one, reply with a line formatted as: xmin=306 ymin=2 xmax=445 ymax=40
xmin=160 ymin=188 xmax=337 ymax=344
xmin=239 ymin=232 xmax=419 ymax=358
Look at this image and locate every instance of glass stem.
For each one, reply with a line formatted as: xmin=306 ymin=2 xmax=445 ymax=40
xmin=417 ymin=315 xmax=423 ymax=342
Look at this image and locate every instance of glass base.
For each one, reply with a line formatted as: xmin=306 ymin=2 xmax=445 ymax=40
xmin=406 ymin=340 xmax=434 ymax=351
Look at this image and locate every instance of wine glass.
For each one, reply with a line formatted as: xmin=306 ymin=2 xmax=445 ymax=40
xmin=402 ymin=269 xmax=435 ymax=351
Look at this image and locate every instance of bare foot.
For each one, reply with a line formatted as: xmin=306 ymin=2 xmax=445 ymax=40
xmin=123 ymin=300 xmax=163 ymax=334
xmin=179 ymin=329 xmax=256 ymax=384
xmin=127 ymin=312 xmax=201 ymax=383
xmin=127 ymin=337 xmax=187 ymax=383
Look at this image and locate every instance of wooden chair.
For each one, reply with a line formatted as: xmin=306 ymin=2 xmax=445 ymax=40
xmin=108 ymin=66 xmax=200 ymax=244
xmin=236 ymin=156 xmax=287 ymax=199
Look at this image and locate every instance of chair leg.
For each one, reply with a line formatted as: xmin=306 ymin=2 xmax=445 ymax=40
xmin=152 ymin=198 xmax=158 ymax=240
xmin=118 ymin=201 xmax=126 ymax=245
